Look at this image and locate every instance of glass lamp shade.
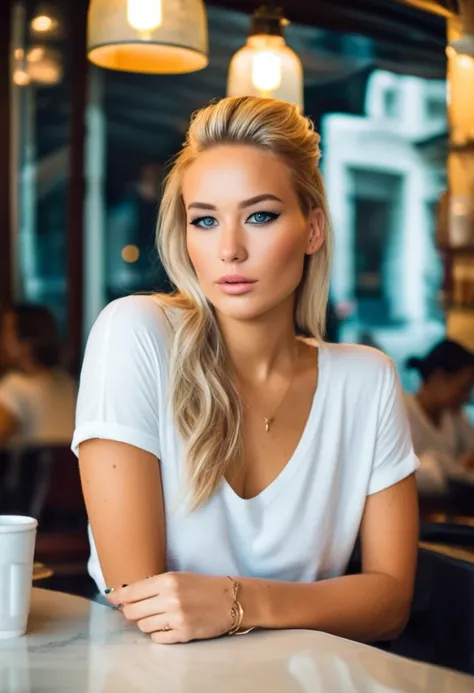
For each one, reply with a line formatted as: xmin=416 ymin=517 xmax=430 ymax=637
xmin=449 ymin=2 xmax=474 ymax=57
xmin=227 ymin=35 xmax=303 ymax=110
xmin=87 ymin=0 xmax=208 ymax=74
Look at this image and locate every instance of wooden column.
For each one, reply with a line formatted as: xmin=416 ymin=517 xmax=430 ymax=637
xmin=67 ymin=0 xmax=88 ymax=373
xmin=444 ymin=10 xmax=474 ymax=350
xmin=0 ymin=0 xmax=13 ymax=310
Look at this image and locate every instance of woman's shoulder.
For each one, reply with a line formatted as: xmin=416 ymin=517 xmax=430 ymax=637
xmin=323 ymin=342 xmax=394 ymax=376
xmin=321 ymin=342 xmax=398 ymax=403
xmin=0 ymin=370 xmax=29 ymax=397
xmin=89 ymin=294 xmax=183 ymax=351
xmin=96 ymin=293 xmax=180 ymax=329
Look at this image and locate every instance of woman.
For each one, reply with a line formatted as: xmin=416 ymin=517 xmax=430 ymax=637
xmin=0 ymin=304 xmax=76 ymax=446
xmin=405 ymin=339 xmax=474 ymax=494
xmin=73 ymin=97 xmax=419 ymax=645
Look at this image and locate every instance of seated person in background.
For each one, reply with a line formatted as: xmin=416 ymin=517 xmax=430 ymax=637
xmin=75 ymin=96 xmax=419 ymax=646
xmin=0 ymin=305 xmax=77 ymax=447
xmin=405 ymin=339 xmax=474 ymax=495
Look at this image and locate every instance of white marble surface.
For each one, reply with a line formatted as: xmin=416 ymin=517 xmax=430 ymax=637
xmin=0 ymin=588 xmax=473 ymax=692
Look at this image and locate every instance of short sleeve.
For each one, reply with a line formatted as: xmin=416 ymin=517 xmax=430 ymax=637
xmin=367 ymin=360 xmax=420 ymax=496
xmin=0 ymin=373 xmax=26 ymax=420
xmin=71 ymin=295 xmax=171 ymax=459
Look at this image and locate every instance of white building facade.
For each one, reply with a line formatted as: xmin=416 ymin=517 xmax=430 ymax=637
xmin=323 ymin=70 xmax=448 ymax=385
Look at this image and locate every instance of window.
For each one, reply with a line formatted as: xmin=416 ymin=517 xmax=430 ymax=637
xmin=383 ymin=88 xmax=399 ymax=119
xmin=10 ymin=0 xmax=73 ymax=335
xmin=426 ymin=97 xmax=446 ymax=122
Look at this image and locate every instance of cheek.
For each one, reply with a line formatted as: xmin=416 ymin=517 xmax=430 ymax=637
xmin=186 ymin=234 xmax=211 ymax=282
xmin=262 ymin=230 xmax=307 ymax=276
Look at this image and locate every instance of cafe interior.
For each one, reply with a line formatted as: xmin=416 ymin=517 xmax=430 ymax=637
xmin=1 ymin=0 xmax=474 ymax=689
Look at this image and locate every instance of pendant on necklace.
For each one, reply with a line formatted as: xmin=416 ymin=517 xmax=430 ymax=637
xmin=264 ymin=417 xmax=273 ymax=433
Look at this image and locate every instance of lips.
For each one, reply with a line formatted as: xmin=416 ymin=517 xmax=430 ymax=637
xmin=217 ymin=275 xmax=256 ymax=285
xmin=216 ymin=275 xmax=257 ymax=295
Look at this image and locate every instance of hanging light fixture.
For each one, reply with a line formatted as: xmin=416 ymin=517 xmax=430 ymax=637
xmin=227 ymin=4 xmax=303 ymax=110
xmin=448 ymin=1 xmax=474 ymax=57
xmin=87 ymin=0 xmax=208 ymax=74
xmin=30 ymin=3 xmax=62 ymax=38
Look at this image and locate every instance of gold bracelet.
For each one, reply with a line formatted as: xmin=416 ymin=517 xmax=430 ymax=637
xmin=226 ymin=577 xmax=255 ymax=636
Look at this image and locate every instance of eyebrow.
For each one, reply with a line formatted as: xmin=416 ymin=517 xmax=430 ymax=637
xmin=187 ymin=194 xmax=283 ymax=211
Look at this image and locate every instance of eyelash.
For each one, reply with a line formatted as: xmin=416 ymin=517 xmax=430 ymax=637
xmin=190 ymin=211 xmax=280 ymax=229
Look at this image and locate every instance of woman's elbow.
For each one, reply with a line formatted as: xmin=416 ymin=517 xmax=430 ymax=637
xmin=380 ymin=595 xmax=412 ymax=641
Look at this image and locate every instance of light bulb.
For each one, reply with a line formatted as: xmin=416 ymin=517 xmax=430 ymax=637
xmin=31 ymin=15 xmax=54 ymax=33
xmin=458 ymin=54 xmax=474 ymax=69
xmin=121 ymin=245 xmax=140 ymax=263
xmin=27 ymin=47 xmax=45 ymax=63
xmin=251 ymin=50 xmax=282 ymax=92
xmin=127 ymin=0 xmax=162 ymax=32
xmin=13 ymin=69 xmax=30 ymax=86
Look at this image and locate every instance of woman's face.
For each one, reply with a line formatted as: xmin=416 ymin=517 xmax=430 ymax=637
xmin=436 ymin=367 xmax=474 ymax=410
xmin=182 ymin=144 xmax=324 ymax=322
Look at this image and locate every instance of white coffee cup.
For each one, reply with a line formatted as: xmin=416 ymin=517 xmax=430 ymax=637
xmin=0 ymin=516 xmax=38 ymax=639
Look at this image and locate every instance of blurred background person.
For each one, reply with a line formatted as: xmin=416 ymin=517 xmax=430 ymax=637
xmin=0 ymin=304 xmax=76 ymax=448
xmin=404 ymin=339 xmax=474 ymax=495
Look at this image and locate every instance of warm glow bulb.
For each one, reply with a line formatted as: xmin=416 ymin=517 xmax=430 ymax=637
xmin=458 ymin=54 xmax=474 ymax=69
xmin=121 ymin=245 xmax=140 ymax=263
xmin=251 ymin=50 xmax=282 ymax=92
xmin=13 ymin=69 xmax=30 ymax=86
xmin=31 ymin=15 xmax=54 ymax=33
xmin=127 ymin=0 xmax=162 ymax=31
xmin=27 ymin=47 xmax=45 ymax=63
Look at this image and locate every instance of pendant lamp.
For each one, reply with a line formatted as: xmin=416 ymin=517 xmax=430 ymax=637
xmin=227 ymin=4 xmax=303 ymax=110
xmin=87 ymin=0 xmax=208 ymax=74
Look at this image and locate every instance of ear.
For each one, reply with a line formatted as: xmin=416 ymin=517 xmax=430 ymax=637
xmin=305 ymin=207 xmax=325 ymax=256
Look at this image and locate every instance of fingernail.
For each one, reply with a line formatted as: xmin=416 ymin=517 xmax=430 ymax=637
xmin=104 ymin=588 xmax=114 ymax=595
xmin=113 ymin=604 xmax=123 ymax=611
xmin=122 ymin=584 xmax=128 ymax=588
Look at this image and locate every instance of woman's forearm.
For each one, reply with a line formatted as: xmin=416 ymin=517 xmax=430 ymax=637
xmin=239 ymin=572 xmax=411 ymax=643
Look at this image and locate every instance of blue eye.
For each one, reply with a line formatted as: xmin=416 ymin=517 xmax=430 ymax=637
xmin=247 ymin=211 xmax=280 ymax=224
xmin=190 ymin=216 xmax=217 ymax=229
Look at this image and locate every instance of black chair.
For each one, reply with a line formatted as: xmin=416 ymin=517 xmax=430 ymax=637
xmin=392 ymin=546 xmax=474 ymax=675
xmin=447 ymin=478 xmax=474 ymax=517
xmin=0 ymin=446 xmax=92 ymax=596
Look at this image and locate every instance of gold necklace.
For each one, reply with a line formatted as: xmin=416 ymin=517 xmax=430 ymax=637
xmin=238 ymin=352 xmax=298 ymax=433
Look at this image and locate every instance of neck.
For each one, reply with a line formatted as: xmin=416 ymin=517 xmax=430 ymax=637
xmin=415 ymin=388 xmax=443 ymax=426
xmin=19 ymin=360 xmax=49 ymax=376
xmin=216 ymin=298 xmax=298 ymax=383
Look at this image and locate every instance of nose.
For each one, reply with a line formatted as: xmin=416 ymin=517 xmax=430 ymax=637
xmin=219 ymin=224 xmax=248 ymax=264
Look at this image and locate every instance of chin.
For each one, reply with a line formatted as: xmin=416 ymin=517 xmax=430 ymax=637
xmin=211 ymin=295 xmax=273 ymax=322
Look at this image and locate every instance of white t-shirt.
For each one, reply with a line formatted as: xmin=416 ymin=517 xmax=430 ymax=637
xmin=0 ymin=369 xmax=77 ymax=447
xmin=405 ymin=394 xmax=474 ymax=493
xmin=72 ymin=295 xmax=419 ymax=593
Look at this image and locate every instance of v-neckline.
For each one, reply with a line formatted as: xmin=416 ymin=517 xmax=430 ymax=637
xmin=222 ymin=342 xmax=329 ymax=507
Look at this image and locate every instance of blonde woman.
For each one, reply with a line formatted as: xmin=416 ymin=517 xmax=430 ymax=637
xmin=73 ymin=97 xmax=419 ymax=645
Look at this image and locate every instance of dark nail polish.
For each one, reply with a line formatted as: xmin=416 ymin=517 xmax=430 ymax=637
xmin=122 ymin=584 xmax=128 ymax=588
xmin=104 ymin=588 xmax=114 ymax=595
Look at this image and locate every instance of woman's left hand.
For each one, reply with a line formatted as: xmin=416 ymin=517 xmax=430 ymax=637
xmin=106 ymin=572 xmax=235 ymax=644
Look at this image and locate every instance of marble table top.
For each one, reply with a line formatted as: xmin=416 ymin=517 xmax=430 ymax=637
xmin=0 ymin=588 xmax=473 ymax=693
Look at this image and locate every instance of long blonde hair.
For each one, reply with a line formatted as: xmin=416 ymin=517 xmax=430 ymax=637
xmin=157 ymin=96 xmax=333 ymax=508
